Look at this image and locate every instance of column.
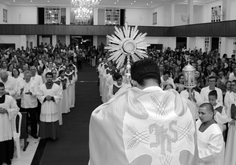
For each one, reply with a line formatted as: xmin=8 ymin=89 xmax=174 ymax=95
xmin=93 ymin=8 xmax=98 ymax=25
xmin=20 ymin=35 xmax=26 ymax=49
xmin=93 ymin=36 xmax=98 ymax=47
xmin=222 ymin=0 xmax=231 ymax=21
xmin=195 ymin=37 xmax=205 ymax=51
xmin=38 ymin=36 xmax=42 ymax=46
xmin=66 ymin=35 xmax=70 ymax=46
xmin=187 ymin=0 xmax=193 ymax=24
xmin=170 ymin=4 xmax=175 ymax=26
xmin=66 ymin=7 xmax=71 ymax=25
xmin=169 ymin=37 xmax=177 ymax=50
xmin=187 ymin=37 xmax=196 ymax=50
xmin=52 ymin=35 xmax=57 ymax=47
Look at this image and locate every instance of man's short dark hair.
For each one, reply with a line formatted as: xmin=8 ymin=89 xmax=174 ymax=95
xmin=46 ymin=72 xmax=53 ymax=77
xmin=131 ymin=59 xmax=161 ymax=86
xmin=199 ymin=103 xmax=214 ymax=113
xmin=0 ymin=82 xmax=5 ymax=88
xmin=208 ymin=90 xmax=217 ymax=98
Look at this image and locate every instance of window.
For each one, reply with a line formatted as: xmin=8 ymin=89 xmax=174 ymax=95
xmin=105 ymin=9 xmax=120 ymax=25
xmin=233 ymin=38 xmax=236 ymax=54
xmin=153 ymin=12 xmax=157 ymax=25
xmin=205 ymin=37 xmax=210 ymax=52
xmin=211 ymin=6 xmax=221 ymax=22
xmin=45 ymin=7 xmax=61 ymax=24
xmin=218 ymin=37 xmax=221 ymax=53
xmin=3 ymin=9 xmax=7 ymax=23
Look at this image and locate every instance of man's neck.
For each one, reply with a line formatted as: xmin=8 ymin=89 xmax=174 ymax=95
xmin=137 ymin=79 xmax=159 ymax=90
xmin=209 ymin=86 xmax=215 ymax=90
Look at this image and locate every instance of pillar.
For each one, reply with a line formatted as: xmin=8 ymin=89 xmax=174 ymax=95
xmin=188 ymin=0 xmax=194 ymax=24
xmin=222 ymin=0 xmax=231 ymax=21
xmin=52 ymin=35 xmax=57 ymax=47
xmin=170 ymin=4 xmax=175 ymax=26
xmin=20 ymin=35 xmax=26 ymax=49
xmin=66 ymin=35 xmax=70 ymax=46
xmin=66 ymin=7 xmax=71 ymax=25
xmin=93 ymin=8 xmax=98 ymax=25
xmin=93 ymin=36 xmax=98 ymax=48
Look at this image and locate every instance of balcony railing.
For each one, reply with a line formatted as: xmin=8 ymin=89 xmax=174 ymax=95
xmin=0 ymin=20 xmax=236 ymax=37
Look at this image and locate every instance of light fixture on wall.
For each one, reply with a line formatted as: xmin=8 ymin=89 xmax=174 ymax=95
xmin=71 ymin=0 xmax=100 ymax=22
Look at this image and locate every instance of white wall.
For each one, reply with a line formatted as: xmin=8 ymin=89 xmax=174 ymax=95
xmin=126 ymin=8 xmax=151 ymax=26
xmin=202 ymin=1 xmax=222 ymax=23
xmin=175 ymin=4 xmax=203 ymax=26
xmin=152 ymin=5 xmax=171 ymax=26
xmin=144 ymin=37 xmax=176 ymax=50
xmin=187 ymin=37 xmax=205 ymax=50
xmin=9 ymin=6 xmax=37 ymax=24
xmin=0 ymin=35 xmax=27 ymax=49
xmin=0 ymin=2 xmax=9 ymax=24
xmin=98 ymin=9 xmax=105 ymax=25
xmin=26 ymin=35 xmax=37 ymax=48
xmin=230 ymin=0 xmax=236 ymax=20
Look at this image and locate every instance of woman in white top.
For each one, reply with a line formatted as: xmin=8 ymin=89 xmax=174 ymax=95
xmin=11 ymin=68 xmax=24 ymax=107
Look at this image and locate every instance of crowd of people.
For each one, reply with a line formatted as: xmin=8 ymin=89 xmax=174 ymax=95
xmin=0 ymin=42 xmax=88 ymax=165
xmin=95 ymin=47 xmax=236 ymax=165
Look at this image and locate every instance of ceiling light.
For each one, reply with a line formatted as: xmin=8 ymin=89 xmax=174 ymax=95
xmin=131 ymin=3 xmax=133 ymax=5
xmin=147 ymin=3 xmax=148 ymax=5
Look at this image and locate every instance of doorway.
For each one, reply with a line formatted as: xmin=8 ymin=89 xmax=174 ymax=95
xmin=211 ymin=37 xmax=219 ymax=51
xmin=176 ymin=37 xmax=187 ymax=49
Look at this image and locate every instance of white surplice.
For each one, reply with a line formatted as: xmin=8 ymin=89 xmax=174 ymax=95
xmin=38 ymin=83 xmax=62 ymax=122
xmin=0 ymin=95 xmax=19 ymax=142
xmin=196 ymin=120 xmax=224 ymax=165
xmin=213 ymin=103 xmax=230 ymax=132
xmin=224 ymin=91 xmax=236 ymax=165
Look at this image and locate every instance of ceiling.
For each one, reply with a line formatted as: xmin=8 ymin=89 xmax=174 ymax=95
xmin=0 ymin=0 xmax=220 ymax=8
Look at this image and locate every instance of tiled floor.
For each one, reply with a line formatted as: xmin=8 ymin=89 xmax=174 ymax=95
xmin=7 ymin=136 xmax=40 ymax=165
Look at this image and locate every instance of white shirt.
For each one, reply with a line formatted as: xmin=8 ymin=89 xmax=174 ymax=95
xmin=228 ymin=72 xmax=236 ymax=81
xmin=0 ymin=76 xmax=17 ymax=96
xmin=20 ymin=80 xmax=38 ymax=109
xmin=31 ymin=74 xmax=44 ymax=89
xmin=200 ymin=86 xmax=223 ymax=105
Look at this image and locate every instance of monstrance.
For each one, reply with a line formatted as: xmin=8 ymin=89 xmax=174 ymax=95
xmin=105 ymin=23 xmax=150 ymax=82
xmin=182 ymin=62 xmax=196 ymax=100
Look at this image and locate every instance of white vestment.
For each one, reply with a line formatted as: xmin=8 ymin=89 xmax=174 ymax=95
xmin=224 ymin=91 xmax=236 ymax=165
xmin=38 ymin=83 xmax=62 ymax=122
xmin=0 ymin=95 xmax=19 ymax=142
xmin=196 ymin=120 xmax=224 ymax=165
xmin=89 ymin=86 xmax=199 ymax=165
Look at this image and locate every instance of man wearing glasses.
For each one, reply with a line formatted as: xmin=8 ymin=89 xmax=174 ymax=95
xmin=200 ymin=76 xmax=223 ymax=105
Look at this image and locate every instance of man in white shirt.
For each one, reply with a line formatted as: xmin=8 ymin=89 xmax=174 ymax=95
xmin=30 ymin=66 xmax=44 ymax=89
xmin=30 ymin=66 xmax=44 ymax=123
xmin=20 ymin=71 xmax=39 ymax=139
xmin=161 ymin=71 xmax=176 ymax=89
xmin=0 ymin=71 xmax=17 ymax=97
xmin=200 ymin=76 xmax=223 ymax=105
